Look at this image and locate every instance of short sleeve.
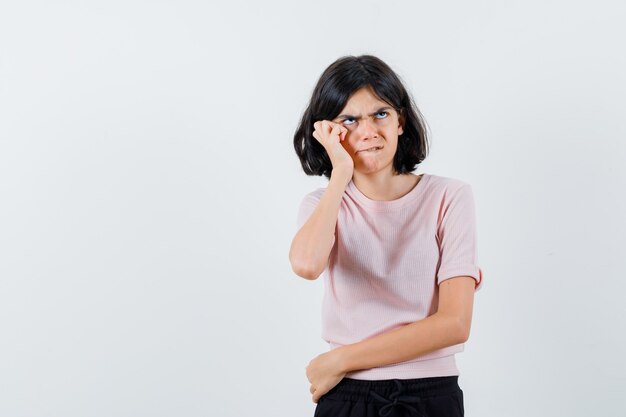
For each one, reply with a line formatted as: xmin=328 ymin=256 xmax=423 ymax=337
xmin=295 ymin=191 xmax=336 ymax=247
xmin=436 ymin=184 xmax=484 ymax=291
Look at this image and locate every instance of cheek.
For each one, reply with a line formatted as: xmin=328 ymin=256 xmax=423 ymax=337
xmin=341 ymin=137 xmax=357 ymax=154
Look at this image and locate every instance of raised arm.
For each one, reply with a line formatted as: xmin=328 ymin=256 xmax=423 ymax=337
xmin=289 ymin=171 xmax=350 ymax=280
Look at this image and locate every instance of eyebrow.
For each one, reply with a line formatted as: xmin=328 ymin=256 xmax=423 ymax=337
xmin=335 ymin=106 xmax=393 ymax=121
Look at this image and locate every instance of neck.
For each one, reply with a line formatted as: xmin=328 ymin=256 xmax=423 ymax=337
xmin=352 ymin=172 xmax=421 ymax=201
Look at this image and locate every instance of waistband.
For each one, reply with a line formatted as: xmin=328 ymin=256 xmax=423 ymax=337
xmin=323 ymin=375 xmax=460 ymax=403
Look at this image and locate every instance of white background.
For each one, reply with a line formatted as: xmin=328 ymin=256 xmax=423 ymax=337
xmin=1 ymin=1 xmax=625 ymax=416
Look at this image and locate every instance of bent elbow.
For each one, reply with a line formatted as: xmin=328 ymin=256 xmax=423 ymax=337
xmin=290 ymin=261 xmax=322 ymax=281
xmin=458 ymin=329 xmax=470 ymax=344
xmin=456 ymin=320 xmax=471 ymax=343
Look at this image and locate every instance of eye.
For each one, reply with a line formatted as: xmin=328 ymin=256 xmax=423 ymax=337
xmin=342 ymin=111 xmax=389 ymax=126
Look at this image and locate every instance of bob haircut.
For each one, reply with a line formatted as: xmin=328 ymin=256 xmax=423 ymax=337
xmin=293 ymin=54 xmax=430 ymax=180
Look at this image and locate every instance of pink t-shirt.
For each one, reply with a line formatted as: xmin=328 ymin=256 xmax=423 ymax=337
xmin=295 ymin=173 xmax=484 ymax=380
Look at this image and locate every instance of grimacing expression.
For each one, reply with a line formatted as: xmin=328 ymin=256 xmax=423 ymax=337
xmin=332 ymin=87 xmax=404 ymax=174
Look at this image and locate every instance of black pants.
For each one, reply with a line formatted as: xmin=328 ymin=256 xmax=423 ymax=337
xmin=313 ymin=375 xmax=464 ymax=417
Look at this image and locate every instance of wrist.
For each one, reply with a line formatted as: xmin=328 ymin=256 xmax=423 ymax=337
xmin=330 ymin=170 xmax=352 ymax=187
xmin=333 ymin=345 xmax=354 ymax=374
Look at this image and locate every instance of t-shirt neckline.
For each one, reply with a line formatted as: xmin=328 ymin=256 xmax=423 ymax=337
xmin=346 ymin=173 xmax=430 ymax=211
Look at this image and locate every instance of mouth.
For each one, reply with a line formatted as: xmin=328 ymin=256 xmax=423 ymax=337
xmin=358 ymin=146 xmax=383 ymax=153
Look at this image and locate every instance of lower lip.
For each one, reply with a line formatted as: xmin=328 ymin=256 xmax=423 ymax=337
xmin=359 ymin=148 xmax=382 ymax=153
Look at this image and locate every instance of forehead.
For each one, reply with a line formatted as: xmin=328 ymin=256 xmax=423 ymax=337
xmin=340 ymin=88 xmax=389 ymax=112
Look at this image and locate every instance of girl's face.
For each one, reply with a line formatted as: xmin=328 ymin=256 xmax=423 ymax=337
xmin=332 ymin=87 xmax=404 ymax=175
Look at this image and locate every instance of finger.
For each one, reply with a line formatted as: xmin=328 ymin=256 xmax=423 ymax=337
xmin=321 ymin=120 xmax=332 ymax=135
xmin=325 ymin=121 xmax=343 ymax=140
xmin=329 ymin=123 xmax=342 ymax=139
xmin=337 ymin=126 xmax=347 ymax=140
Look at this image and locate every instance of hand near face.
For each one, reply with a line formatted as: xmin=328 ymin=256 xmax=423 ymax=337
xmin=312 ymin=120 xmax=354 ymax=178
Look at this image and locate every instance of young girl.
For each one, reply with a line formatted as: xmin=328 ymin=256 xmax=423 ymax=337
xmin=289 ymin=54 xmax=484 ymax=417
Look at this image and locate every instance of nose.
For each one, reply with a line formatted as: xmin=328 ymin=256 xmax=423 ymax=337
xmin=356 ymin=117 xmax=378 ymax=139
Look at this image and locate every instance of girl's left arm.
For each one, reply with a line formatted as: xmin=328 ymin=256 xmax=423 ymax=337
xmin=335 ymin=275 xmax=477 ymax=373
